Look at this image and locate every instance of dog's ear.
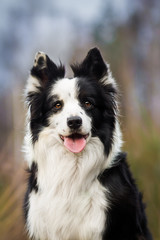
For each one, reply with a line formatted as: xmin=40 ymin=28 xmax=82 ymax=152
xmin=26 ymin=52 xmax=65 ymax=94
xmin=71 ymin=48 xmax=108 ymax=80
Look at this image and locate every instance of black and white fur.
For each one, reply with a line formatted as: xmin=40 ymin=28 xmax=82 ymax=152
xmin=23 ymin=48 xmax=152 ymax=240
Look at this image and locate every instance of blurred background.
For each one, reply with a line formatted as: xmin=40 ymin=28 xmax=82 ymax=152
xmin=0 ymin=0 xmax=160 ymax=239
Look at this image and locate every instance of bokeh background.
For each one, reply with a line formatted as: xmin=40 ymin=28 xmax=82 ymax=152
xmin=0 ymin=0 xmax=160 ymax=239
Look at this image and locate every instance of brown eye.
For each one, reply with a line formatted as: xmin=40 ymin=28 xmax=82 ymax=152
xmin=84 ymin=101 xmax=92 ymax=109
xmin=54 ymin=102 xmax=62 ymax=110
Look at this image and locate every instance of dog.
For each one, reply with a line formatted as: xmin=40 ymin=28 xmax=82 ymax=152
xmin=23 ymin=48 xmax=152 ymax=240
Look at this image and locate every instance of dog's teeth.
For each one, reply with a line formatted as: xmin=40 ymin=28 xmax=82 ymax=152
xmin=60 ymin=135 xmax=64 ymax=140
xmin=84 ymin=134 xmax=89 ymax=139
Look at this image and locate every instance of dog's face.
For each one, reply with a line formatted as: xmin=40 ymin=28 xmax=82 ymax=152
xmin=26 ymin=48 xmax=119 ymax=156
xmin=44 ymin=77 xmax=92 ymax=153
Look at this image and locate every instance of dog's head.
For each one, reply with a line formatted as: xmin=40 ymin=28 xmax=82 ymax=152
xmin=25 ymin=48 xmax=121 ymax=157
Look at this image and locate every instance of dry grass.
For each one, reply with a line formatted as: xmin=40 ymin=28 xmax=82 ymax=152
xmin=123 ymin=120 xmax=160 ymax=240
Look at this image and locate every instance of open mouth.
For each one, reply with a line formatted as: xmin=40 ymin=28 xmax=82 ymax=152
xmin=60 ymin=133 xmax=89 ymax=153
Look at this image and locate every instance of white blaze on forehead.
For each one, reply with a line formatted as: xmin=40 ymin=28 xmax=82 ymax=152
xmin=51 ymin=77 xmax=78 ymax=100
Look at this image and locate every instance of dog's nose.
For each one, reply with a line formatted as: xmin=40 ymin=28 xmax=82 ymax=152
xmin=67 ymin=116 xmax=82 ymax=129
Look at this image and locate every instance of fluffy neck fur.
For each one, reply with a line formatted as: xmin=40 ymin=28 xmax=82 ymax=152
xmin=25 ymin=128 xmax=108 ymax=240
xmin=33 ymin=127 xmax=106 ymax=193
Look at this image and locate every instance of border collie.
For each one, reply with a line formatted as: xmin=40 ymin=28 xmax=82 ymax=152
xmin=23 ymin=48 xmax=152 ymax=240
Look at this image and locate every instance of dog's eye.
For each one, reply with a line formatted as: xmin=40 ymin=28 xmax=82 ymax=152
xmin=84 ymin=101 xmax=92 ymax=109
xmin=54 ymin=102 xmax=62 ymax=110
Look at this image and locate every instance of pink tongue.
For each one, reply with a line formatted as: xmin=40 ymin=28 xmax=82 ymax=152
xmin=64 ymin=136 xmax=86 ymax=153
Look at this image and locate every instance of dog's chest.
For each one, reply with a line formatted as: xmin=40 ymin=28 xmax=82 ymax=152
xmin=27 ymin=167 xmax=107 ymax=240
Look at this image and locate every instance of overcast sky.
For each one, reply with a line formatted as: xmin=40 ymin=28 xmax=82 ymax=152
xmin=0 ymin=0 xmax=136 ymax=91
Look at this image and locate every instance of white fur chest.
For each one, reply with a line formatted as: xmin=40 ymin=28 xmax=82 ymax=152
xmin=26 ymin=132 xmax=108 ymax=240
xmin=28 ymin=178 xmax=107 ymax=240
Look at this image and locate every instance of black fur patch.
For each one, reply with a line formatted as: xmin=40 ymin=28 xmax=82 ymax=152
xmin=77 ymin=77 xmax=117 ymax=156
xmin=28 ymin=90 xmax=65 ymax=143
xmin=98 ymin=152 xmax=152 ymax=240
xmin=27 ymin=77 xmax=65 ymax=143
xmin=27 ymin=91 xmax=45 ymax=143
xmin=23 ymin=162 xmax=38 ymax=221
xmin=31 ymin=55 xmax=65 ymax=88
xmin=27 ymin=54 xmax=65 ymax=142
xmin=71 ymin=48 xmax=108 ymax=79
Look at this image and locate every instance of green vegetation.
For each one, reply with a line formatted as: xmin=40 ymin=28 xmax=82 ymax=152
xmin=123 ymin=118 xmax=160 ymax=240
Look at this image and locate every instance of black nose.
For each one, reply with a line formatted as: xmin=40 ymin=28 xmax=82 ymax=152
xmin=67 ymin=116 xmax=82 ymax=129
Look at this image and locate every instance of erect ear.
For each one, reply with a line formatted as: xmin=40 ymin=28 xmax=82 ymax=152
xmin=71 ymin=48 xmax=108 ymax=79
xmin=26 ymin=52 xmax=65 ymax=93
